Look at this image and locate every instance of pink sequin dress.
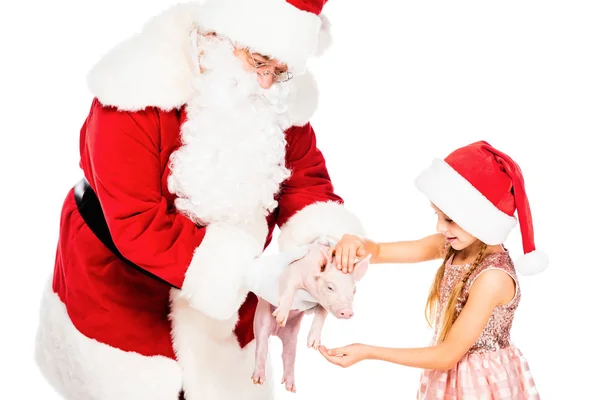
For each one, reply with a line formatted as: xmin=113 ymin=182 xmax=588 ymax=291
xmin=417 ymin=251 xmax=540 ymax=399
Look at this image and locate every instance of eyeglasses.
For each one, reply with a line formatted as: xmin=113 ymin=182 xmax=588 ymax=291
xmin=246 ymin=49 xmax=293 ymax=83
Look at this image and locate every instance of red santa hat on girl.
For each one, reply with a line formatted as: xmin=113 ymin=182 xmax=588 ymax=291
xmin=415 ymin=140 xmax=549 ymax=276
xmin=196 ymin=0 xmax=331 ymax=73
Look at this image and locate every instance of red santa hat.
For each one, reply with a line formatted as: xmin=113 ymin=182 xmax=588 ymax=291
xmin=415 ymin=140 xmax=549 ymax=276
xmin=196 ymin=0 xmax=331 ymax=73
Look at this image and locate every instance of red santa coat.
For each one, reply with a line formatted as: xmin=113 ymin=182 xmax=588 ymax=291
xmin=34 ymin=4 xmax=364 ymax=400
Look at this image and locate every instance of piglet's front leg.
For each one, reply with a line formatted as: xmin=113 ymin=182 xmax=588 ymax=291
xmin=272 ymin=274 xmax=302 ymax=327
xmin=306 ymin=305 xmax=328 ymax=349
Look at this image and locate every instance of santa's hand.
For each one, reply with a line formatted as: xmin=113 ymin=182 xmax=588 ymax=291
xmin=245 ymin=246 xmax=312 ymax=304
xmin=290 ymin=289 xmax=319 ymax=312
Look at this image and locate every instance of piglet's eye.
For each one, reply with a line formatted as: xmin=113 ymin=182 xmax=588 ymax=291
xmin=327 ymin=285 xmax=334 ymax=292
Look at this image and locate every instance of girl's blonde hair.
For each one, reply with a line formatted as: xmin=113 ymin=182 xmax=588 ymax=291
xmin=425 ymin=242 xmax=488 ymax=343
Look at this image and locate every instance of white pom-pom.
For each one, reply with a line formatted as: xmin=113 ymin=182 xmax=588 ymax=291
xmin=316 ymin=14 xmax=332 ymax=56
xmin=515 ymin=250 xmax=549 ymax=276
xmin=286 ymin=71 xmax=319 ymax=127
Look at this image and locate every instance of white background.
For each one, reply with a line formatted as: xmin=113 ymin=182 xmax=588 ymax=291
xmin=1 ymin=0 xmax=598 ymax=398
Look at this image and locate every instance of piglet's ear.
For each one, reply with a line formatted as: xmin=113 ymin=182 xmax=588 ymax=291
xmin=312 ymin=246 xmax=329 ymax=277
xmin=312 ymin=235 xmax=337 ymax=247
xmin=352 ymin=254 xmax=371 ymax=281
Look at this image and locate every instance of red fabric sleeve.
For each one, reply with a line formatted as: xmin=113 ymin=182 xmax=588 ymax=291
xmin=276 ymin=123 xmax=343 ymax=226
xmin=275 ymin=123 xmax=365 ymax=250
xmin=83 ymin=100 xmax=205 ymax=288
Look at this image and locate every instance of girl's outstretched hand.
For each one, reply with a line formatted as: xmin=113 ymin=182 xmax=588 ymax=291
xmin=318 ymin=344 xmax=371 ymax=368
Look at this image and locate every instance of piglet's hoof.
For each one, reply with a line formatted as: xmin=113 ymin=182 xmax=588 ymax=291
xmin=251 ymin=370 xmax=266 ymax=385
xmin=307 ymin=337 xmax=321 ymax=349
xmin=282 ymin=376 xmax=296 ymax=393
xmin=272 ymin=307 xmax=289 ymax=327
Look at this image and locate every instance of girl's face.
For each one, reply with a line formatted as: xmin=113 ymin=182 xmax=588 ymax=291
xmin=431 ymin=203 xmax=478 ymax=251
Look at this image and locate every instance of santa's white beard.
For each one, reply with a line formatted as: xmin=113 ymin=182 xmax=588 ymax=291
xmin=167 ymin=34 xmax=293 ymax=235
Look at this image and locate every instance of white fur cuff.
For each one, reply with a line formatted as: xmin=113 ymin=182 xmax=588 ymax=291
xmin=179 ymin=223 xmax=264 ymax=320
xmin=278 ymin=201 xmax=365 ymax=251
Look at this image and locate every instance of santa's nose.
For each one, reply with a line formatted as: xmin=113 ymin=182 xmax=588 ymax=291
xmin=257 ymin=72 xmax=275 ymax=89
xmin=337 ymin=309 xmax=354 ymax=319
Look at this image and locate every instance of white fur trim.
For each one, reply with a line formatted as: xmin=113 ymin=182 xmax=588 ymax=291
xmin=34 ymin=279 xmax=183 ymax=400
xmin=415 ymin=158 xmax=517 ymax=245
xmin=316 ymin=14 xmax=333 ymax=56
xmin=87 ymin=3 xmax=200 ymax=111
xmin=169 ymin=293 xmax=274 ymax=400
xmin=278 ymin=201 xmax=365 ymax=251
xmin=178 ymin=223 xmax=264 ymax=321
xmin=515 ymin=250 xmax=549 ymax=276
xmin=196 ymin=0 xmax=322 ymax=73
xmin=287 ymin=71 xmax=319 ymax=127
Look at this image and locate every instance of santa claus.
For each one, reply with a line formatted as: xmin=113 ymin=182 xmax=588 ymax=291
xmin=34 ymin=0 xmax=365 ymax=399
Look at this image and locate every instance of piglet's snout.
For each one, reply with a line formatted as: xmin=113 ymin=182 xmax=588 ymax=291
xmin=335 ymin=308 xmax=354 ymax=319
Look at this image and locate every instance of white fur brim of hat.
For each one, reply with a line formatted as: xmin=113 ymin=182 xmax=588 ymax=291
xmin=415 ymin=158 xmax=517 ymax=245
xmin=196 ymin=0 xmax=331 ymax=74
xmin=415 ymin=158 xmax=548 ymax=275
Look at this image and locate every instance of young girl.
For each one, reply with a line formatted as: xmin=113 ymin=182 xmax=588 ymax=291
xmin=319 ymin=141 xmax=547 ymax=399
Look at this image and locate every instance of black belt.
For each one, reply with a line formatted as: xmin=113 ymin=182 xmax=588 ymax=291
xmin=73 ymin=177 xmax=177 ymax=288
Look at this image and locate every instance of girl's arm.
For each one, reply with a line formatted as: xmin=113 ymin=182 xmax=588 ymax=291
xmin=375 ymin=233 xmax=446 ymax=264
xmin=320 ymin=269 xmax=515 ymax=370
xmin=330 ymin=233 xmax=446 ymax=272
